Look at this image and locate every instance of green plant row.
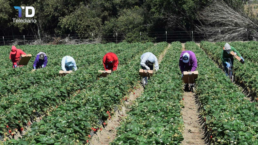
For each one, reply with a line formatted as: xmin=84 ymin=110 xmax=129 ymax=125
xmin=0 ymin=44 xmax=107 ymax=79
xmin=0 ymin=43 xmax=127 ymax=119
xmin=186 ymin=42 xmax=258 ymax=145
xmin=201 ymin=41 xmax=258 ymax=100
xmin=0 ymin=43 xmax=127 ymax=97
xmin=111 ymin=42 xmax=184 ymax=145
xmin=0 ymin=43 xmax=153 ymax=136
xmin=215 ymin=41 xmax=258 ymax=63
xmin=10 ymin=42 xmax=167 ymax=144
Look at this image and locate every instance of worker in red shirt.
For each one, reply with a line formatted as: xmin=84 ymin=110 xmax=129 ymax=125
xmin=102 ymin=52 xmax=119 ymax=71
xmin=9 ymin=46 xmax=26 ymax=68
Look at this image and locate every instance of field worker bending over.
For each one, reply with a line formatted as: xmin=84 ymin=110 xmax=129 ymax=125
xmin=222 ymin=43 xmax=244 ymax=77
xmin=33 ymin=52 xmax=48 ymax=70
xmin=179 ymin=50 xmax=197 ymax=91
xmin=140 ymin=52 xmax=159 ymax=85
xmin=179 ymin=50 xmax=197 ymax=77
xmin=61 ymin=56 xmax=77 ymax=71
xmin=103 ymin=52 xmax=119 ymax=71
xmin=9 ymin=46 xmax=26 ymax=68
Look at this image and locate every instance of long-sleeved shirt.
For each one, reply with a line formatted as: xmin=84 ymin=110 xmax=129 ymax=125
xmin=61 ymin=56 xmax=77 ymax=71
xmin=9 ymin=49 xmax=26 ymax=64
xmin=103 ymin=52 xmax=119 ymax=71
xmin=221 ymin=46 xmax=241 ymax=63
xmin=33 ymin=52 xmax=48 ymax=69
xmin=140 ymin=52 xmax=159 ymax=71
xmin=179 ymin=50 xmax=197 ymax=73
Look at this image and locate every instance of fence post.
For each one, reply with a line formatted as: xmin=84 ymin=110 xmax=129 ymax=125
xmin=116 ymin=32 xmax=118 ymax=43
xmin=23 ymin=35 xmax=25 ymax=45
xmin=246 ymin=28 xmax=248 ymax=40
xmin=192 ymin=31 xmax=193 ymax=41
xmin=166 ymin=31 xmax=167 ymax=42
xmin=140 ymin=32 xmax=141 ymax=42
xmin=2 ymin=36 xmax=5 ymax=45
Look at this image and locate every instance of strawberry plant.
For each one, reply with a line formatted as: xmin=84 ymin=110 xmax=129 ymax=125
xmin=11 ymin=42 xmax=167 ymax=144
xmin=112 ymin=42 xmax=184 ymax=144
xmin=201 ymin=41 xmax=258 ymax=101
xmin=186 ymin=41 xmax=258 ymax=144
xmin=0 ymin=42 xmax=153 ymax=139
xmin=0 ymin=43 xmax=126 ymax=96
xmin=216 ymin=41 xmax=258 ymax=63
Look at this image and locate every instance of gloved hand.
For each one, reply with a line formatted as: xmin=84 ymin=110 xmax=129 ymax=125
xmin=181 ymin=74 xmax=183 ymax=78
xmin=42 ymin=65 xmax=44 ymax=68
xmin=225 ymin=62 xmax=231 ymax=68
xmin=155 ymin=68 xmax=159 ymax=71
xmin=240 ymin=56 xmax=244 ymax=61
xmin=14 ymin=65 xmax=17 ymax=68
xmin=34 ymin=66 xmax=36 ymax=69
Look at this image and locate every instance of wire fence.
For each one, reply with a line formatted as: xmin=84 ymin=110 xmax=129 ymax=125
xmin=0 ymin=31 xmax=246 ymax=46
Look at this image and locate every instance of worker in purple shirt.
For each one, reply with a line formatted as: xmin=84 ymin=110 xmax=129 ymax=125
xmin=33 ymin=52 xmax=48 ymax=70
xmin=179 ymin=50 xmax=198 ymax=75
xmin=179 ymin=50 xmax=198 ymax=90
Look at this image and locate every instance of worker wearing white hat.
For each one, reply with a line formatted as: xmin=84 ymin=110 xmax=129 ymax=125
xmin=179 ymin=50 xmax=198 ymax=77
xmin=179 ymin=50 xmax=198 ymax=91
xmin=222 ymin=43 xmax=244 ymax=77
xmin=140 ymin=52 xmax=159 ymax=85
xmin=61 ymin=56 xmax=77 ymax=71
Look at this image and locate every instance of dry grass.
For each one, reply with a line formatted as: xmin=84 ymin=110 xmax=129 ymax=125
xmin=244 ymin=4 xmax=258 ymax=17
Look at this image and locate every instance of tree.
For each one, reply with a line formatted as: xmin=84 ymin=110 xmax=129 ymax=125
xmin=59 ymin=3 xmax=102 ymax=38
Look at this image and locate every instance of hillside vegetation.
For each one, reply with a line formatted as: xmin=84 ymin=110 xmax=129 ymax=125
xmin=0 ymin=0 xmax=256 ymax=42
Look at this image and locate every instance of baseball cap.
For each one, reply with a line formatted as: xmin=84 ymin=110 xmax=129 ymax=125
xmin=39 ymin=54 xmax=44 ymax=60
xmin=182 ymin=52 xmax=190 ymax=63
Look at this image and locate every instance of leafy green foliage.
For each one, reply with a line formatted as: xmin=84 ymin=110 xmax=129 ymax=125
xmin=5 ymin=42 xmax=167 ymax=144
xmin=111 ymin=42 xmax=184 ymax=144
xmin=0 ymin=44 xmax=114 ymax=95
xmin=2 ymin=0 xmax=216 ymax=40
xmin=0 ymin=42 xmax=152 ymax=139
xmin=187 ymin=41 xmax=258 ymax=144
xmin=59 ymin=4 xmax=102 ymax=37
xmin=201 ymin=41 xmax=258 ymax=101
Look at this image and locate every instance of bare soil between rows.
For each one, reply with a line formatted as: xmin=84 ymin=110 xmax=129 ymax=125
xmin=90 ymin=44 xmax=171 ymax=145
xmin=181 ymin=92 xmax=205 ymax=145
xmin=181 ymin=43 xmax=205 ymax=145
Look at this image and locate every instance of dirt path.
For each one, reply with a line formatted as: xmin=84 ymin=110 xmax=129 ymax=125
xmin=158 ymin=44 xmax=171 ymax=62
xmin=90 ymin=44 xmax=171 ymax=145
xmin=182 ymin=43 xmax=185 ymax=51
xmin=181 ymin=92 xmax=205 ymax=145
xmin=181 ymin=42 xmax=205 ymax=145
